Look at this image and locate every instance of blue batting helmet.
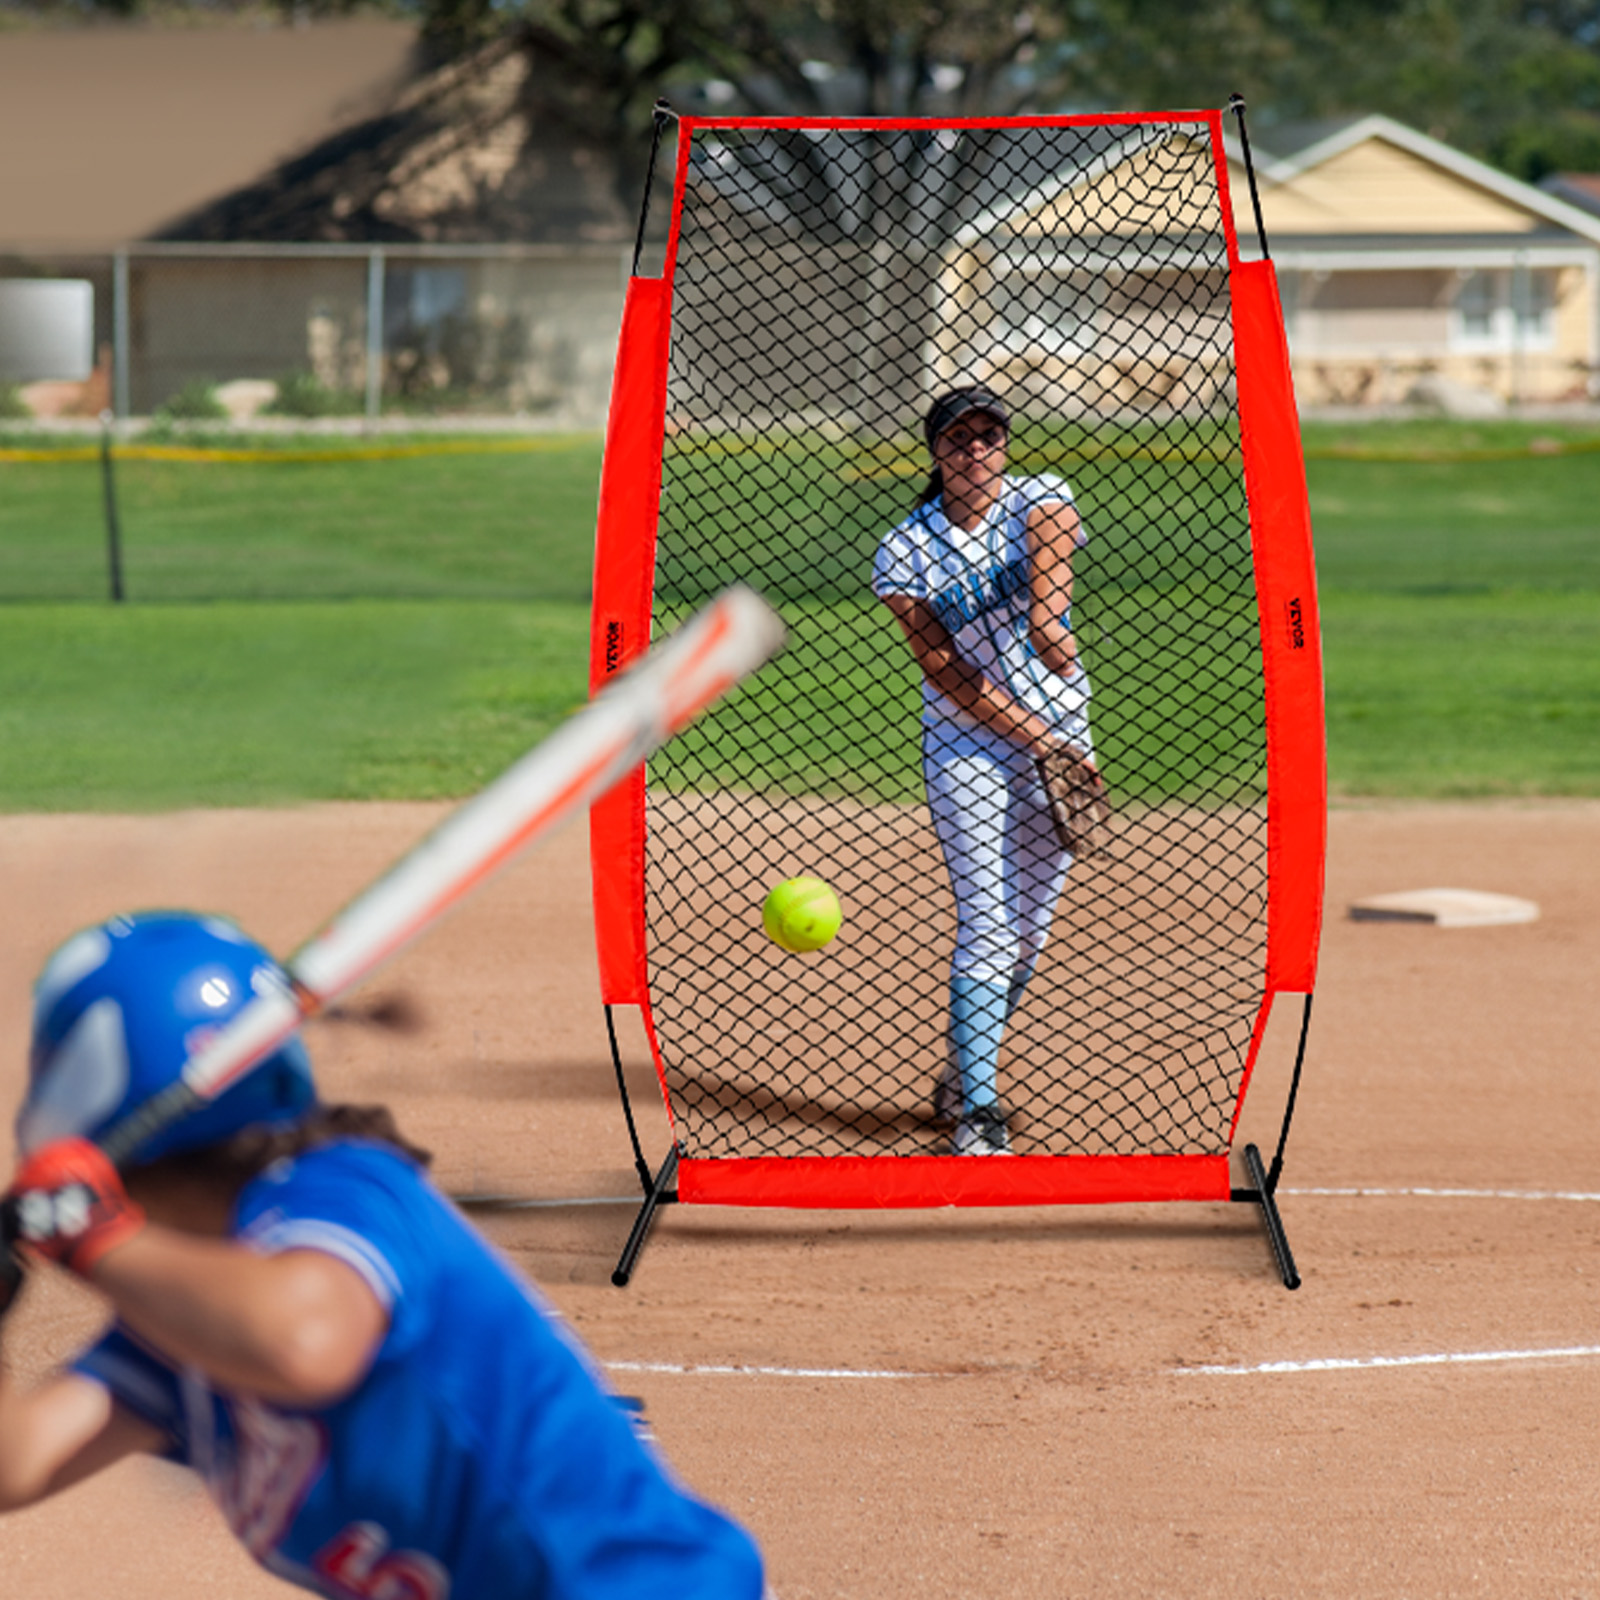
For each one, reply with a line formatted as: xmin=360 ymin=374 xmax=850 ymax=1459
xmin=18 ymin=911 xmax=315 ymax=1165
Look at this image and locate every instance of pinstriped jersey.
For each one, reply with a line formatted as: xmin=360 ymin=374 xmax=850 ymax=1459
xmin=872 ymin=472 xmax=1092 ymax=740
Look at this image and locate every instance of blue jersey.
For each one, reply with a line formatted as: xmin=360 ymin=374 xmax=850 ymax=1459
xmin=72 ymin=1142 xmax=764 ymax=1600
xmin=872 ymin=472 xmax=1092 ymax=746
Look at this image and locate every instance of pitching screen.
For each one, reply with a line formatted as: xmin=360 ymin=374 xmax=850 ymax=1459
xmin=591 ymin=112 xmax=1324 ymax=1209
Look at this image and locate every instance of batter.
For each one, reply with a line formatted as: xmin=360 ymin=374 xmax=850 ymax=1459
xmin=0 ymin=911 xmax=766 ymax=1599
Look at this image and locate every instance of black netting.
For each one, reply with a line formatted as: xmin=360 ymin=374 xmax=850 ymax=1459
xmin=642 ymin=119 xmax=1265 ymax=1162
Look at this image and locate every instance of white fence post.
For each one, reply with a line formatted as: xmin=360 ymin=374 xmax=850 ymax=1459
xmin=112 ymin=249 xmax=131 ymax=418
xmin=365 ymin=248 xmax=385 ymax=422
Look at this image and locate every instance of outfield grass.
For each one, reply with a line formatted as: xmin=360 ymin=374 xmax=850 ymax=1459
xmin=0 ymin=436 xmax=605 ymax=602
xmin=1 ymin=420 xmax=1598 ymax=809
xmin=1320 ymin=590 xmax=1600 ymax=795
xmin=0 ymin=602 xmax=590 ymax=810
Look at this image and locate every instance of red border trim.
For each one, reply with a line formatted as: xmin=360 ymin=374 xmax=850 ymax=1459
xmin=678 ymin=111 xmax=1222 ymax=135
xmin=1209 ymin=110 xmax=1243 ymax=271
xmin=676 ymin=1153 xmax=1231 ymax=1209
xmin=1233 ymin=259 xmax=1327 ymax=995
xmin=661 ymin=118 xmax=693 ymax=283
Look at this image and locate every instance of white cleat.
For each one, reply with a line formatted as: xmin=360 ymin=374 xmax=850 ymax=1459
xmin=951 ymin=1106 xmax=1011 ymax=1156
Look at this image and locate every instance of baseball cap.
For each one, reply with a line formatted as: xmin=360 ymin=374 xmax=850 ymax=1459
xmin=924 ymin=385 xmax=1010 ymax=450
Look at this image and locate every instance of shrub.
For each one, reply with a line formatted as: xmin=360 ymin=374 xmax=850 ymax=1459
xmin=264 ymin=371 xmax=364 ymax=419
xmin=0 ymin=383 xmax=32 ymax=420
xmin=155 ymin=379 xmax=229 ymax=422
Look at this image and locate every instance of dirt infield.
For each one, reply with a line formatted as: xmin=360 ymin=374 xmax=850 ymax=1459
xmin=644 ymin=792 xmax=1266 ymax=1163
xmin=1 ymin=800 xmax=1598 ymax=1598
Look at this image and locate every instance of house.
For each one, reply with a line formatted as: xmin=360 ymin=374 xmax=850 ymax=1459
xmin=127 ymin=29 xmax=640 ymax=422
xmin=9 ymin=46 xmax=1594 ymax=422
xmin=0 ymin=19 xmax=419 ymax=253
xmin=685 ymin=111 xmax=1599 ymax=430
xmin=0 ymin=22 xmax=635 ymax=423
xmin=1246 ymin=114 xmax=1600 ymax=406
xmin=914 ymin=112 xmax=1600 ymax=415
xmin=0 ymin=18 xmax=419 ymax=414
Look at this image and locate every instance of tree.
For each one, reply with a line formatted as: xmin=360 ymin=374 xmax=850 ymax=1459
xmin=15 ymin=0 xmax=1600 ymax=180
xmin=420 ymin=0 xmax=1600 ymax=184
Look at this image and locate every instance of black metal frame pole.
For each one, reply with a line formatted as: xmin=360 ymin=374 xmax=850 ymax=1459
xmin=605 ymin=100 xmax=683 ymax=1292
xmin=1227 ymin=95 xmax=1307 ymax=1288
xmin=606 ymin=1005 xmax=655 ymax=1195
xmin=612 ymin=1145 xmax=678 ymax=1288
xmin=99 ymin=410 xmax=125 ymax=603
xmin=1227 ymin=93 xmax=1272 ymax=261
xmin=1230 ymin=991 xmax=1314 ymax=1290
xmin=1269 ymin=993 xmax=1313 ymax=1191
xmin=631 ymin=100 xmax=677 ymax=279
xmin=1242 ymin=1141 xmax=1300 ymax=1290
xmin=1231 ymin=994 xmax=1313 ymax=1289
xmin=0 ymin=1200 xmax=23 ymax=1320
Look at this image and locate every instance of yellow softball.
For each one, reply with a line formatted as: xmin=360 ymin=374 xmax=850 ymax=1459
xmin=761 ymin=876 xmax=842 ymax=953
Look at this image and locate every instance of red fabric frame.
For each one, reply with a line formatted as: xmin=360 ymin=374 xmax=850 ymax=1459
xmin=678 ymin=1153 xmax=1231 ymax=1208
xmin=589 ymin=275 xmax=673 ymax=1006
xmin=1234 ymin=259 xmax=1327 ymax=997
xmin=588 ymin=112 xmax=1323 ymax=1209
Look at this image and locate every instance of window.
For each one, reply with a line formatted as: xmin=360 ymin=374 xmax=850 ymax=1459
xmin=1455 ymin=271 xmax=1496 ymax=342
xmin=1511 ymin=269 xmax=1554 ymax=343
xmin=1451 ymin=268 xmax=1557 ymax=352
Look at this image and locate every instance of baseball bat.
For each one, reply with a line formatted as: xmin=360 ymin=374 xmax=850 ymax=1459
xmin=5 ymin=585 xmax=782 ymax=1194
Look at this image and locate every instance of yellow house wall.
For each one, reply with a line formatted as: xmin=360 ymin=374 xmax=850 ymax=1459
xmin=1255 ymin=138 xmax=1542 ymax=236
xmin=1553 ymin=264 xmax=1592 ymax=369
xmin=941 ymin=132 xmax=1597 ymax=409
xmin=1020 ymin=135 xmax=1219 ymax=237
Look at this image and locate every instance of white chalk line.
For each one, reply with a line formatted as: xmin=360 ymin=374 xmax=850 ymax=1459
xmin=463 ymin=1183 xmax=1600 ymax=1385
xmin=606 ymin=1360 xmax=937 ymax=1380
xmin=605 ymin=1345 xmax=1600 ymax=1382
xmin=1185 ymin=1344 xmax=1600 ymax=1376
xmin=1285 ymin=1186 xmax=1600 ymax=1202
xmin=605 ymin=1346 xmax=1600 ymax=1382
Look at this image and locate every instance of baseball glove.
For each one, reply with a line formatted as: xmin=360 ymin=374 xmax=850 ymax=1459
xmin=1036 ymin=746 xmax=1112 ymax=858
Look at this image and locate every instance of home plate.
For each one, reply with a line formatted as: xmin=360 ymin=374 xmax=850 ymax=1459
xmin=1349 ymin=888 xmax=1539 ymax=927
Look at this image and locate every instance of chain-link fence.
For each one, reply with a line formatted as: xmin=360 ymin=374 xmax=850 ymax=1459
xmin=0 ymin=244 xmax=631 ymax=603
xmin=0 ymin=243 xmax=628 ymax=423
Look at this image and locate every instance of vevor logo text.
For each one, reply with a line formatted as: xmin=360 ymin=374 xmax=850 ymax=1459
xmin=1285 ymin=597 xmax=1305 ymax=650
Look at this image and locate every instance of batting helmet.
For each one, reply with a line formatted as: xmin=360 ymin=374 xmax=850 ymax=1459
xmin=18 ymin=911 xmax=315 ymax=1165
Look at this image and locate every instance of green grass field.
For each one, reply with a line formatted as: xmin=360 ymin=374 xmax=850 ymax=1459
xmin=0 ymin=601 xmax=592 ymax=810
xmin=1 ymin=419 xmax=1597 ymax=810
xmin=0 ymin=435 xmax=605 ymax=602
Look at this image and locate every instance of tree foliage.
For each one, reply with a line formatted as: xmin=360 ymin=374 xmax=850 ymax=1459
xmin=413 ymin=0 xmax=1600 ymax=180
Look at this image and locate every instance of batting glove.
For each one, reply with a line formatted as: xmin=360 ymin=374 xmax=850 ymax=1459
xmin=5 ymin=1138 xmax=146 ymax=1277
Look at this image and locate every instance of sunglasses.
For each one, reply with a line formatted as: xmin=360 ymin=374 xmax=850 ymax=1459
xmin=941 ymin=424 xmax=1006 ymax=454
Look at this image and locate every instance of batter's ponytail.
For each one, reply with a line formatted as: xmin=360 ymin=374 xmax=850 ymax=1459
xmin=916 ymin=467 xmax=944 ymax=508
xmin=128 ymin=1102 xmax=434 ymax=1192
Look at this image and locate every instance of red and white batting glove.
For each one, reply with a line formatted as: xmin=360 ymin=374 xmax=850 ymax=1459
xmin=5 ymin=1138 xmax=146 ymax=1277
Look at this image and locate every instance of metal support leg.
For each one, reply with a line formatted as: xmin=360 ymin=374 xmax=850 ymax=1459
xmin=1237 ymin=1141 xmax=1300 ymax=1290
xmin=612 ymin=1146 xmax=678 ymax=1288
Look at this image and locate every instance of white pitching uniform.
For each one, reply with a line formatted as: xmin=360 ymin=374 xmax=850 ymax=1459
xmin=873 ymin=471 xmax=1093 ymax=1041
